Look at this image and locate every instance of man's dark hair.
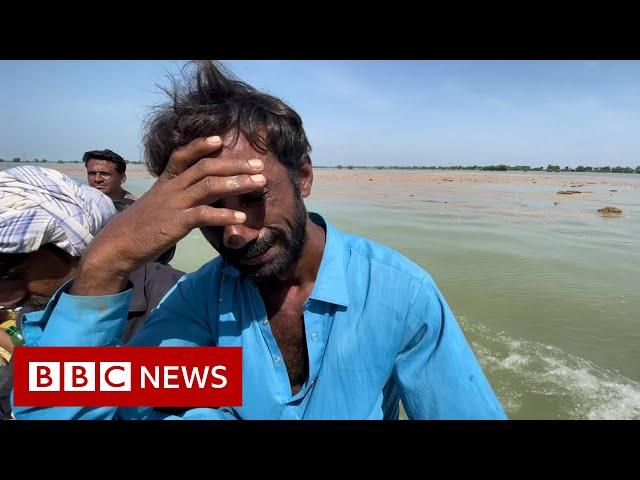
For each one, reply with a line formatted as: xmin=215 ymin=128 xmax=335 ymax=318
xmin=142 ymin=61 xmax=312 ymax=181
xmin=82 ymin=149 xmax=127 ymax=174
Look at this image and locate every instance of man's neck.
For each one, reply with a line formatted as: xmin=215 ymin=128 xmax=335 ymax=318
xmin=109 ymin=188 xmax=126 ymax=199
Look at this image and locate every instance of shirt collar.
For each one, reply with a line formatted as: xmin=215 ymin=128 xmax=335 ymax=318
xmin=307 ymin=213 xmax=349 ymax=307
xmin=222 ymin=212 xmax=350 ymax=307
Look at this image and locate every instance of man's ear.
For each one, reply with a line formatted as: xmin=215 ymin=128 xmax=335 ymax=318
xmin=122 ymin=172 xmax=127 ymax=185
xmin=298 ymin=154 xmax=313 ymax=198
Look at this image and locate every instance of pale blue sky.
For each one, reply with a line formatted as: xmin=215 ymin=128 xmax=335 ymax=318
xmin=1 ymin=60 xmax=639 ymax=167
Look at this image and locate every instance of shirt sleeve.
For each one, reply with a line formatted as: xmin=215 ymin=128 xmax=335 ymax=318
xmin=393 ymin=277 xmax=508 ymax=420
xmin=11 ymin=271 xmax=229 ymax=420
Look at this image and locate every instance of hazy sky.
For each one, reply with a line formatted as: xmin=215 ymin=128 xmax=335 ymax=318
xmin=1 ymin=60 xmax=639 ymax=167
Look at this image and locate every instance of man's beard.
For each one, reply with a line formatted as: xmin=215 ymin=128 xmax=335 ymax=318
xmin=219 ymin=196 xmax=308 ymax=285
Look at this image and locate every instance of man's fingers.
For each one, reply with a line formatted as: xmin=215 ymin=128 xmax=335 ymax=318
xmin=184 ymin=173 xmax=267 ymax=206
xmin=185 ymin=205 xmax=247 ymax=229
xmin=158 ymin=136 xmax=223 ymax=183
xmin=176 ymin=156 xmax=264 ymax=189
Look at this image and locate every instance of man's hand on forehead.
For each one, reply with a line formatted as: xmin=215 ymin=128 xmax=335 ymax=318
xmin=159 ymin=136 xmax=253 ymax=183
xmin=70 ymin=136 xmax=268 ymax=296
xmin=158 ymin=135 xmax=224 ymax=183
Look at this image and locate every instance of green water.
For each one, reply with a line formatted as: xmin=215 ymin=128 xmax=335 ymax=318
xmin=307 ymin=196 xmax=640 ymax=419
xmin=8 ymin=164 xmax=639 ymax=419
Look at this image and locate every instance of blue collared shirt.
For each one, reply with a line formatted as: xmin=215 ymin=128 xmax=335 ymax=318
xmin=13 ymin=213 xmax=506 ymax=420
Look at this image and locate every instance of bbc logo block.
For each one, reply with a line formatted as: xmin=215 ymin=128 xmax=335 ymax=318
xmin=27 ymin=361 xmax=132 ymax=392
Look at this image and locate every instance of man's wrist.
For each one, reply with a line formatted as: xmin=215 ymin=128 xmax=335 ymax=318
xmin=70 ymin=255 xmax=133 ymax=296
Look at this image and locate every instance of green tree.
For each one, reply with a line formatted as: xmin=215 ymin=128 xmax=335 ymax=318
xmin=12 ymin=158 xmax=20 ymax=163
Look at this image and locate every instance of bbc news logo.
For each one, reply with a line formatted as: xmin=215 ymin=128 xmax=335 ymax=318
xmin=27 ymin=362 xmax=228 ymax=392
xmin=13 ymin=347 xmax=242 ymax=407
xmin=29 ymin=361 xmax=134 ymax=392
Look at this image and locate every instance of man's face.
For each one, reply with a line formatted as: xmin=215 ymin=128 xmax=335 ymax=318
xmin=0 ymin=246 xmax=77 ymax=307
xmin=200 ymin=134 xmax=313 ymax=284
xmin=86 ymin=159 xmax=125 ymax=197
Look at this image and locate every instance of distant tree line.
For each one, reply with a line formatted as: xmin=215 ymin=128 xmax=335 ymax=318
xmin=330 ymin=164 xmax=640 ymax=173
xmin=0 ymin=158 xmax=144 ymax=164
xmin=1 ymin=158 xmax=638 ymax=174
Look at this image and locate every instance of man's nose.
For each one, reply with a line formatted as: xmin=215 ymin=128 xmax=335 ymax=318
xmin=223 ymin=223 xmax=260 ymax=250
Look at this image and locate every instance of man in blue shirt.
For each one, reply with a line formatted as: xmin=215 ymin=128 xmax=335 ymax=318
xmin=13 ymin=61 xmax=506 ymax=420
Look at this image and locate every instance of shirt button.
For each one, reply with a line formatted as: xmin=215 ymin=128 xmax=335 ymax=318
xmin=310 ymin=333 xmax=318 ymax=341
xmin=274 ymin=357 xmax=281 ymax=365
xmin=262 ymin=319 xmax=268 ymax=326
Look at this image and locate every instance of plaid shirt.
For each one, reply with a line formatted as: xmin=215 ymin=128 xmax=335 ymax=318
xmin=0 ymin=166 xmax=116 ymax=256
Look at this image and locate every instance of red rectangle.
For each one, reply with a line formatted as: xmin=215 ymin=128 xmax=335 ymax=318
xmin=12 ymin=347 xmax=242 ymax=407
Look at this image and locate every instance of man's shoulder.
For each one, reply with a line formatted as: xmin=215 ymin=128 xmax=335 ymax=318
xmin=333 ymin=226 xmax=440 ymax=320
xmin=339 ymin=229 xmax=432 ymax=286
xmin=142 ymin=262 xmax=185 ymax=284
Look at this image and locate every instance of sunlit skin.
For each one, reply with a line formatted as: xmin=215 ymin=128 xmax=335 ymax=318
xmin=86 ymin=159 xmax=127 ymax=198
xmin=200 ymin=133 xmax=324 ymax=286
